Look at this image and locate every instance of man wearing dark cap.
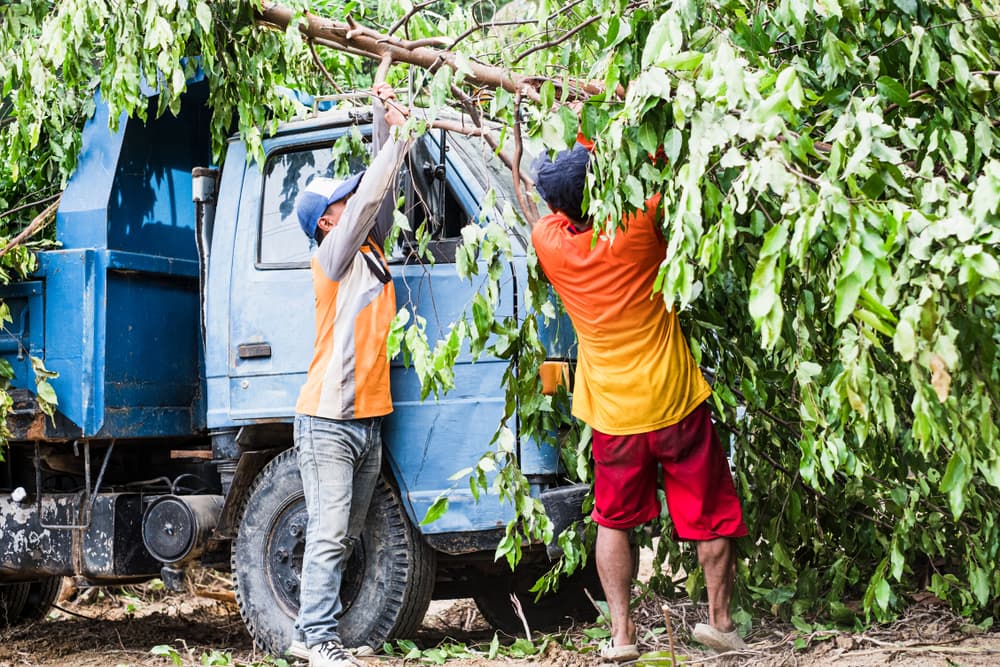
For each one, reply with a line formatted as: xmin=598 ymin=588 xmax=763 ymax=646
xmin=530 ymin=143 xmax=749 ymax=660
xmin=290 ymin=82 xmax=409 ymax=667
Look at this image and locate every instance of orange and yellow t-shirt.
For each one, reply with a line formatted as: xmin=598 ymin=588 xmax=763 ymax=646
xmin=531 ymin=195 xmax=711 ymax=435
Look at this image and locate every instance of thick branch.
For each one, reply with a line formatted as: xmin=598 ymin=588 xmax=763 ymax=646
xmin=258 ymin=2 xmax=545 ymax=103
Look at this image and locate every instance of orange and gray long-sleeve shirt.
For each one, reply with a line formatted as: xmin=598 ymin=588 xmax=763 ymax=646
xmin=295 ymin=103 xmax=411 ymax=420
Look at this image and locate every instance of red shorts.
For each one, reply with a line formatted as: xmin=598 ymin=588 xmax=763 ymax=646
xmin=591 ymin=402 xmax=748 ymax=541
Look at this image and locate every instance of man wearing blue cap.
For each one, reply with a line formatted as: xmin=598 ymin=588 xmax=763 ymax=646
xmin=291 ymin=82 xmax=410 ymax=667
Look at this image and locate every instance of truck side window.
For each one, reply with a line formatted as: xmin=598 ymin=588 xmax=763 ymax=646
xmin=257 ymin=144 xmax=367 ymax=268
xmin=393 ymin=132 xmax=477 ymax=265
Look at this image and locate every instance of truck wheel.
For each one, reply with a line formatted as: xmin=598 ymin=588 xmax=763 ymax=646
xmin=20 ymin=577 xmax=63 ymax=622
xmin=0 ymin=582 xmax=30 ymax=627
xmin=473 ymin=559 xmax=604 ymax=635
xmin=232 ymin=448 xmax=435 ymax=656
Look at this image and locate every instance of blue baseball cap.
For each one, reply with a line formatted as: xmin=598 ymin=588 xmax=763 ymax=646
xmin=295 ymin=172 xmax=365 ymax=239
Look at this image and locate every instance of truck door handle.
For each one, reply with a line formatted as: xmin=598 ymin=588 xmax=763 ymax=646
xmin=238 ymin=343 xmax=272 ymax=359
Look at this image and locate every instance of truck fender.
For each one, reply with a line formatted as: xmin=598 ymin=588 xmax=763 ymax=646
xmin=214 ymin=449 xmax=282 ymax=539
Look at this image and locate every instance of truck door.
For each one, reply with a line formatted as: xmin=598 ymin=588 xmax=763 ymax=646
xmin=225 ymin=125 xmax=526 ymax=531
xmin=226 ymin=133 xmax=367 ymax=420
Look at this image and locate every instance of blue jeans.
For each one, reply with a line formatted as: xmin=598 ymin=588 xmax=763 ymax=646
xmin=294 ymin=414 xmax=383 ymax=647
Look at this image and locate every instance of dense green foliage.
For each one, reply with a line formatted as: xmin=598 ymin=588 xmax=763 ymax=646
xmin=3 ymin=0 xmax=1000 ymax=630
xmin=571 ymin=0 xmax=1000 ymax=625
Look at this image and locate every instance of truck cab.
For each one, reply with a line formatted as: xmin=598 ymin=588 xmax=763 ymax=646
xmin=0 ymin=80 xmax=589 ymax=654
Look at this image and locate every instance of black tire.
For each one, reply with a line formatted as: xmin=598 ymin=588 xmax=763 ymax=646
xmin=0 ymin=582 xmax=30 ymax=627
xmin=473 ymin=558 xmax=605 ymax=635
xmin=19 ymin=577 xmax=63 ymax=622
xmin=232 ymin=448 xmax=435 ymax=656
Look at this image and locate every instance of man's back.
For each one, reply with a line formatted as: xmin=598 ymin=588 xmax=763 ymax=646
xmin=532 ymin=194 xmax=710 ymax=435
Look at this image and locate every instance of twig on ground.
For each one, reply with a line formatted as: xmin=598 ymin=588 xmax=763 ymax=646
xmin=661 ymin=603 xmax=678 ymax=665
xmin=50 ymin=603 xmax=98 ymax=621
xmin=509 ymin=593 xmax=532 ymax=641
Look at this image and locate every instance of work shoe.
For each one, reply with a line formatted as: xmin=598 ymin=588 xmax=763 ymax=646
xmin=308 ymin=640 xmax=363 ymax=667
xmin=600 ymin=642 xmax=640 ymax=662
xmin=287 ymin=639 xmax=309 ymax=660
xmin=290 ymin=640 xmax=373 ymax=662
xmin=691 ymin=622 xmax=747 ymax=653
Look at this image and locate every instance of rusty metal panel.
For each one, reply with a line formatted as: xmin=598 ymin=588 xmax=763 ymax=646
xmin=0 ymin=493 xmax=160 ymax=581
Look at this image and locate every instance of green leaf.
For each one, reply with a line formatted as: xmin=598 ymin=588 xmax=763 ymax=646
xmin=430 ymin=66 xmax=452 ymax=107
xmin=876 ymin=76 xmax=909 ymax=107
xmin=940 ymin=451 xmax=968 ymax=518
xmin=35 ymin=379 xmax=56 ymax=406
xmin=663 ymin=128 xmax=682 ymax=164
xmin=150 ymin=645 xmax=183 ymax=667
xmin=420 ymin=495 xmax=449 ymax=525
xmin=833 ymin=274 xmax=863 ymax=326
xmin=540 ymin=114 xmax=567 ymax=150
xmin=558 ymin=105 xmax=580 ymax=147
xmin=875 ymin=577 xmax=891 ymax=611
xmin=660 ymin=50 xmax=704 ymax=71
xmin=448 ymin=466 xmax=474 ymax=481
xmin=540 ymin=80 xmax=555 ymax=111
xmin=194 ymin=2 xmax=212 ymax=32
xmin=638 ymin=122 xmax=659 ymax=156
xmin=893 ymin=319 xmax=917 ymax=361
xmin=970 ymin=566 xmax=990 ymax=606
xmin=622 ymin=174 xmax=645 ymax=209
xmin=471 ymin=293 xmax=492 ymax=339
xmin=759 ymin=223 xmax=788 ymax=258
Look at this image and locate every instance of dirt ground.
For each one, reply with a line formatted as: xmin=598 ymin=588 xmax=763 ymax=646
xmin=2 ymin=550 xmax=1000 ymax=667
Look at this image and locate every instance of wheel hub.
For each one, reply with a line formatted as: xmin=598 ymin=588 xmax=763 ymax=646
xmin=264 ymin=496 xmax=366 ymax=616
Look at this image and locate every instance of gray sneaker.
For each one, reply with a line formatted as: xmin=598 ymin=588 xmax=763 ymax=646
xmin=287 ymin=639 xmax=309 ymax=661
xmin=309 ymin=640 xmax=362 ymax=667
xmin=290 ymin=639 xmax=372 ymax=663
xmin=691 ymin=622 xmax=748 ymax=653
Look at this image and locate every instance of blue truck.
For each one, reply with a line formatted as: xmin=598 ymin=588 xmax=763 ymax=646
xmin=0 ymin=80 xmax=595 ymax=654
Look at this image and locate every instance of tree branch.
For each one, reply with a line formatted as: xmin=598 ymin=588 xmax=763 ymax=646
xmin=308 ymin=39 xmax=344 ymax=93
xmin=513 ymin=14 xmax=602 ymax=65
xmin=447 ymin=19 xmax=537 ymax=51
xmin=258 ymin=2 xmax=544 ymax=103
xmin=0 ymin=197 xmax=60 ymax=258
xmin=511 ymin=92 xmax=539 ymax=225
xmin=0 ymin=193 xmax=61 ymax=222
xmin=387 ymin=0 xmax=436 ymax=36
xmin=374 ymin=53 xmax=393 ymax=86
xmin=863 ymin=14 xmax=1000 ymax=58
xmin=449 ymin=84 xmax=529 ymax=186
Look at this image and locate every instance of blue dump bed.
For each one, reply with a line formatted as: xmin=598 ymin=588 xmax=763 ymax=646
xmin=0 ymin=83 xmax=212 ymax=439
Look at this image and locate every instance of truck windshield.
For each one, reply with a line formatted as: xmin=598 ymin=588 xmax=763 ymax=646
xmin=444 ymin=130 xmax=542 ymax=242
